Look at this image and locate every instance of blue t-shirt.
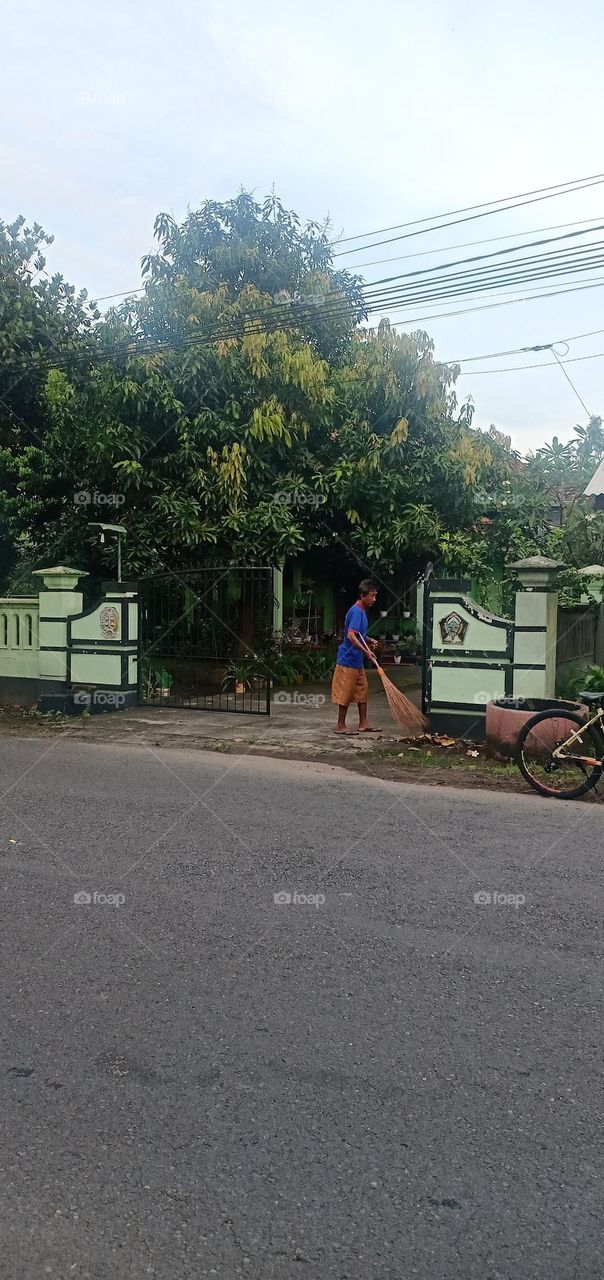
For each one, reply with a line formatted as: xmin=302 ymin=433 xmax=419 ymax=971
xmin=336 ymin=603 xmax=368 ymax=668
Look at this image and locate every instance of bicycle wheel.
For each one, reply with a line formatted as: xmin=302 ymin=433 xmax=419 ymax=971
xmin=516 ymin=708 xmax=603 ymax=799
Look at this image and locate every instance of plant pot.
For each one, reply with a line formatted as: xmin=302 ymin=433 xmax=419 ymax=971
xmin=392 ymin=633 xmax=400 ymax=642
xmin=235 ymin=681 xmax=246 ymax=694
xmin=403 ymin=611 xmax=411 ymax=618
xmin=394 ymin=655 xmax=402 ymax=664
xmin=485 ymin=696 xmax=586 ymax=760
xmin=380 ymin=611 xmax=388 ymax=618
xmin=158 ymin=687 xmax=171 ymax=698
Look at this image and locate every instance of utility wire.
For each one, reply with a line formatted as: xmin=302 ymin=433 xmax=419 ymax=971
xmin=459 ymin=350 xmax=604 ymax=378
xmin=344 ymin=214 xmax=604 ymax=271
xmin=9 ymin=233 xmax=604 ymax=377
xmin=334 ymin=175 xmax=604 ymax=257
xmin=29 ymin=255 xmax=604 ymax=373
xmin=20 ymin=243 xmax=604 ymax=376
xmin=550 ymin=347 xmax=593 ymax=416
xmin=334 ymin=170 xmax=604 ymax=245
xmin=358 ymin=222 xmax=604 ymax=292
xmin=90 ymin=215 xmax=604 ymax=307
xmin=374 ymin=275 xmax=604 ymax=327
xmin=355 ymin=252 xmax=604 ymax=312
xmin=8 ymin=261 xmax=604 ymax=380
xmin=446 ymin=326 xmax=604 ymax=364
xmin=91 ymin=181 xmax=604 ymax=301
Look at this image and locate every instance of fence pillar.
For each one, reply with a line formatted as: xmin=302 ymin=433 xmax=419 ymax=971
xmin=509 ymin=557 xmax=564 ymax=700
xmin=272 ymin=565 xmax=283 ymax=632
xmin=32 ymin=565 xmax=88 ymax=711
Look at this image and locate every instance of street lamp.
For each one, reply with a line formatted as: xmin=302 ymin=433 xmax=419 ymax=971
xmin=87 ymin=523 xmax=127 ymax=582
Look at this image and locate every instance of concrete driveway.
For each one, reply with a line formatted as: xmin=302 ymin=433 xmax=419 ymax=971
xmin=76 ymin=665 xmax=422 ymax=755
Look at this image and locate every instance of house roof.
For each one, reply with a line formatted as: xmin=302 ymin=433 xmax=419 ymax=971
xmin=584 ymin=458 xmax=604 ymax=496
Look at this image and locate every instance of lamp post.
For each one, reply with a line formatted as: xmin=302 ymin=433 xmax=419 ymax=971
xmin=87 ymin=523 xmax=127 ymax=582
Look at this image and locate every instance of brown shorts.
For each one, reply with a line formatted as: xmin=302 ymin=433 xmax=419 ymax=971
xmin=331 ymin=663 xmax=369 ymax=706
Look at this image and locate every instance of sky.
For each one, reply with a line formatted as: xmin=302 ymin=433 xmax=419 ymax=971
xmin=2 ymin=0 xmax=604 ymax=454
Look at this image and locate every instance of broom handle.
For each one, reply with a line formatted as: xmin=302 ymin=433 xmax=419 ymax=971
xmin=353 ymin=631 xmax=382 ymax=670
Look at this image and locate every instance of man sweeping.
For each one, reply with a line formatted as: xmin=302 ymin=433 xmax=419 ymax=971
xmin=331 ymin=579 xmax=381 ymax=735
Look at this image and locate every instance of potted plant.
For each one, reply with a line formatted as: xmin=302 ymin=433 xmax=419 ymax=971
xmin=392 ymin=632 xmax=400 ymax=642
xmin=581 ymin=665 xmax=604 ymax=698
xmin=142 ymin=662 xmax=174 ymax=700
xmin=396 ymin=632 xmax=421 ymax=663
xmin=156 ymin=668 xmax=174 ymax=699
xmin=221 ymin=658 xmax=256 ymax=695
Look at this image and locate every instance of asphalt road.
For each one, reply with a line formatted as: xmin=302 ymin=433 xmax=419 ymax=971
xmin=0 ymin=736 xmax=601 ymax=1280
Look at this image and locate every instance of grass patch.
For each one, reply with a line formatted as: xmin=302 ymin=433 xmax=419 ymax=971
xmin=376 ymin=741 xmax=518 ymax=777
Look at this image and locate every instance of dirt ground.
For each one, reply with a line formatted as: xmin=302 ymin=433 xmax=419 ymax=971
xmin=0 ymin=665 xmax=554 ymax=797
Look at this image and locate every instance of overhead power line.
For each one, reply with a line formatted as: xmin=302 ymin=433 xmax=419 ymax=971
xmin=446 ymin=326 xmax=604 ymax=365
xmin=92 ymin=179 xmax=604 ymax=302
xmin=334 ymin=170 xmax=604 ymax=245
xmin=35 ymin=253 xmax=604 ymax=371
xmin=32 ymin=236 xmax=604 ymax=375
xmin=12 ymin=265 xmax=604 ymax=382
xmin=345 ymin=214 xmax=604 ymax=271
xmin=380 ymin=275 xmax=604 ymax=327
xmin=10 ymin=215 xmax=604 ymax=377
xmin=334 ymin=174 xmax=604 ymax=257
xmin=358 ymin=221 xmax=604 ymax=292
xmin=459 ymin=350 xmax=604 ymax=376
xmin=550 ymin=348 xmax=594 ymax=417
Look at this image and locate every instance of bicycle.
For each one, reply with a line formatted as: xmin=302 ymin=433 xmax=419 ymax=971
xmin=516 ymin=693 xmax=604 ymax=800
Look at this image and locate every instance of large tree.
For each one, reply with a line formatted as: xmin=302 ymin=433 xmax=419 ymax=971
xmin=0 ymin=191 xmax=518 ymax=588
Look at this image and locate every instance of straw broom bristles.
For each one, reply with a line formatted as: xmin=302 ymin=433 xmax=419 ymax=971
xmin=376 ymin=665 xmax=429 ymax=735
xmin=356 ymin=634 xmax=429 ymax=736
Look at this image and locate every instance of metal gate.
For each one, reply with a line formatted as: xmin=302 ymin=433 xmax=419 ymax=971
xmin=139 ymin=567 xmax=273 ymax=714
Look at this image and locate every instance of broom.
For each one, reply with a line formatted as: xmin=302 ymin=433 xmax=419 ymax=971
xmin=355 ymin=632 xmax=429 ymax=737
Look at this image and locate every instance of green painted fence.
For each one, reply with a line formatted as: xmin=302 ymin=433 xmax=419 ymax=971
xmin=0 ymin=566 xmax=138 ymax=714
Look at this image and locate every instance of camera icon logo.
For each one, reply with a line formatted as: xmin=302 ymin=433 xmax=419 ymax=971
xmin=273 ymin=891 xmax=292 ymax=905
xmin=473 ymin=890 xmax=491 ymax=905
xmin=73 ymin=890 xmax=92 ymax=905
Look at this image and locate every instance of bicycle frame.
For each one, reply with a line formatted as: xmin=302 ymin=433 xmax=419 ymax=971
xmin=552 ymin=706 xmax=604 ymax=767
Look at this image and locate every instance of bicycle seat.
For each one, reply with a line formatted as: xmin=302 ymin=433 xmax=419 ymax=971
xmin=578 ymin=690 xmax=604 ymax=707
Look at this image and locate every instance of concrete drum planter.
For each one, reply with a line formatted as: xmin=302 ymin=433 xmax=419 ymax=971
xmin=485 ymin=697 xmax=587 ymax=761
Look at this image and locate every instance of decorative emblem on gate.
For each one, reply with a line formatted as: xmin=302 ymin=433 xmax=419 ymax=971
xmin=100 ymin=605 xmax=120 ymax=638
xmin=439 ymin=611 xmax=467 ymax=644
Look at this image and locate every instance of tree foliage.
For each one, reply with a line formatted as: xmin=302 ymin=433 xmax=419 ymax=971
xmin=1 ymin=192 xmax=601 ymax=596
